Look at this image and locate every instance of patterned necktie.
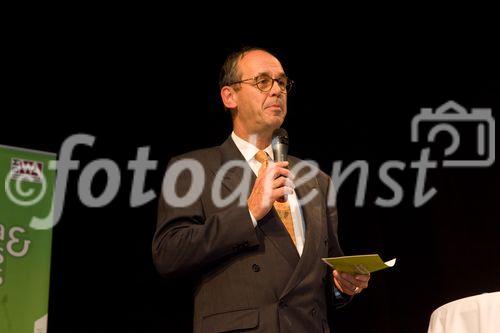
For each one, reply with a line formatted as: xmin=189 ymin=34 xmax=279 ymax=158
xmin=254 ymin=150 xmax=297 ymax=246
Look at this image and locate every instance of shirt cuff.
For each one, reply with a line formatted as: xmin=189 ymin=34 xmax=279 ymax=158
xmin=333 ymin=285 xmax=353 ymax=308
xmin=248 ymin=209 xmax=258 ymax=227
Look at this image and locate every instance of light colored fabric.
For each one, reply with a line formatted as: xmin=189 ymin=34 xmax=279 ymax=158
xmin=231 ymin=131 xmax=274 ymax=164
xmin=231 ymin=132 xmax=306 ymax=256
xmin=428 ymin=292 xmax=500 ymax=333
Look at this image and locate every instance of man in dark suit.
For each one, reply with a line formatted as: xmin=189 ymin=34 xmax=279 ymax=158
xmin=153 ymin=47 xmax=370 ymax=333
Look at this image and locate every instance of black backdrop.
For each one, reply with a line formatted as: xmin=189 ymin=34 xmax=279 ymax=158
xmin=2 ymin=19 xmax=499 ymax=333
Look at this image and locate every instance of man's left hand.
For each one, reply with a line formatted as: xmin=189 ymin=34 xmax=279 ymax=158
xmin=333 ymin=270 xmax=370 ymax=296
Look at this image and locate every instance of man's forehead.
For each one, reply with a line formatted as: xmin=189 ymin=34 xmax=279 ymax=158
xmin=238 ymin=50 xmax=285 ymax=76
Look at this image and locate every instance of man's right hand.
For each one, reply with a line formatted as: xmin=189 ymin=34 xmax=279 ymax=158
xmin=247 ymin=161 xmax=295 ymax=221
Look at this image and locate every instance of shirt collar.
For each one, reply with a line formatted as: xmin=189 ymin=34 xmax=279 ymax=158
xmin=231 ymin=131 xmax=274 ymax=162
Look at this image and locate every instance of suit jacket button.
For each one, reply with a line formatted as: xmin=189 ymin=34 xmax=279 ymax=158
xmin=252 ymin=264 xmax=260 ymax=272
xmin=311 ymin=308 xmax=317 ymax=317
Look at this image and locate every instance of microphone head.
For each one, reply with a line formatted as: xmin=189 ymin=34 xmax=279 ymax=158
xmin=272 ymin=128 xmax=289 ymax=145
xmin=272 ymin=128 xmax=289 ymax=163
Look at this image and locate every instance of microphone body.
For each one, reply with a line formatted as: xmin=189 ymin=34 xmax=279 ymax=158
xmin=272 ymin=128 xmax=289 ymax=203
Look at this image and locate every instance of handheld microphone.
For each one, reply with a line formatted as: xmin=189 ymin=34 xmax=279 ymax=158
xmin=272 ymin=128 xmax=289 ymax=203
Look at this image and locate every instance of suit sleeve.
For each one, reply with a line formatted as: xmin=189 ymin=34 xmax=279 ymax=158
xmin=324 ymin=175 xmax=353 ymax=308
xmin=152 ymin=157 xmax=260 ymax=279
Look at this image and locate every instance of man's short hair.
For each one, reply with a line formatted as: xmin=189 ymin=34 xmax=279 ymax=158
xmin=218 ymin=46 xmax=276 ymax=91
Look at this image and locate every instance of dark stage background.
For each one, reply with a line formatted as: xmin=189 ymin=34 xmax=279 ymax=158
xmin=3 ymin=21 xmax=499 ymax=333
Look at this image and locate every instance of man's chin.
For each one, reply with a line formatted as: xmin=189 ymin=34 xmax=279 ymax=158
xmin=259 ymin=113 xmax=285 ymax=132
xmin=268 ymin=116 xmax=285 ymax=127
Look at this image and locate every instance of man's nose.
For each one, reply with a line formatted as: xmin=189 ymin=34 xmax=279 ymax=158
xmin=268 ymin=79 xmax=282 ymax=96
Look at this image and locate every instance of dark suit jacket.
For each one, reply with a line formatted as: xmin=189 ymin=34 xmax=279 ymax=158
xmin=153 ymin=137 xmax=348 ymax=333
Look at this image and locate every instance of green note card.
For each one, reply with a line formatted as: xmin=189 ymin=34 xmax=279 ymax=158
xmin=322 ymin=254 xmax=396 ymax=274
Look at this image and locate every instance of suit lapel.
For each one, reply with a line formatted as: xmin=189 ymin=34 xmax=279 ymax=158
xmin=279 ymin=159 xmax=323 ymax=298
xmin=257 ymin=210 xmax=300 ymax=269
xmin=218 ymin=137 xmax=256 ymax=195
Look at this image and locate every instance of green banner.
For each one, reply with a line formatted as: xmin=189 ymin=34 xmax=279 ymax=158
xmin=0 ymin=145 xmax=56 ymax=333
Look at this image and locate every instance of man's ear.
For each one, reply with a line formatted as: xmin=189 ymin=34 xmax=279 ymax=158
xmin=221 ymin=86 xmax=237 ymax=109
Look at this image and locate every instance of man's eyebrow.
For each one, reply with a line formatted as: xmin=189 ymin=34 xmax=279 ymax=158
xmin=255 ymin=71 xmax=286 ymax=78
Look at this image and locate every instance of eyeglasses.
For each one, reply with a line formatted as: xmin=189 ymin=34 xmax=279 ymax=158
xmin=228 ymin=74 xmax=294 ymax=93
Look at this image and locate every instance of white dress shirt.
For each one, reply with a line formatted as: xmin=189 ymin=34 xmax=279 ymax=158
xmin=231 ymin=132 xmax=306 ymax=256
